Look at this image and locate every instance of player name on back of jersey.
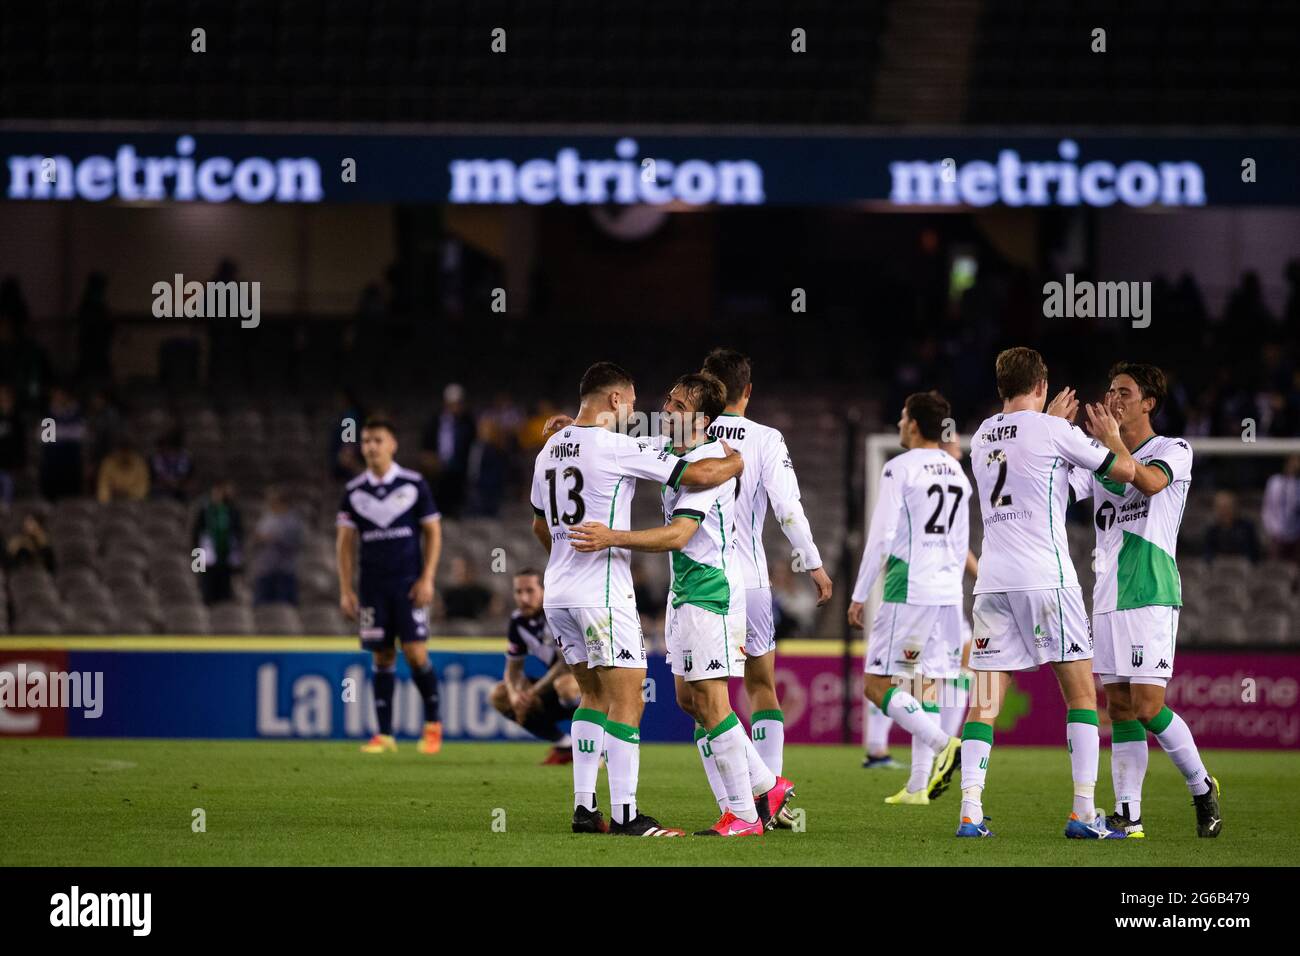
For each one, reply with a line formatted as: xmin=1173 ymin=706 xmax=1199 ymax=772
xmin=979 ymin=423 xmax=1019 ymax=443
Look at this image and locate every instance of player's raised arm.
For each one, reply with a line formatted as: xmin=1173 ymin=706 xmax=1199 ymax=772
xmin=847 ymin=462 xmax=903 ymax=627
xmin=761 ymin=430 xmax=831 ymax=605
xmin=568 ymin=514 xmax=699 ymax=553
xmin=1083 ymin=403 xmax=1137 ymax=483
xmin=1049 ymin=407 xmax=1135 ymax=484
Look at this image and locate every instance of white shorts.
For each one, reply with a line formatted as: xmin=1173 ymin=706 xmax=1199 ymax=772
xmin=864 ymin=602 xmax=965 ymax=679
xmin=970 ymin=588 xmax=1092 ymax=672
xmin=546 ymin=606 xmax=646 ymax=669
xmin=665 ymin=599 xmax=746 ymax=682
xmin=744 ymin=587 xmax=776 ymax=657
xmin=1093 ymin=606 xmax=1179 ymax=686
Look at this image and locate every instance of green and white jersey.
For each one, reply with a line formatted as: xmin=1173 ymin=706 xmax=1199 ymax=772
xmin=660 ymin=438 xmax=743 ymax=615
xmin=971 ymin=410 xmax=1116 ymax=594
xmin=1068 ymin=434 xmax=1191 ymax=613
xmin=706 ymin=412 xmax=823 ymax=588
xmin=852 ymin=446 xmax=972 ymax=606
xmin=531 ymin=425 xmax=687 ymax=609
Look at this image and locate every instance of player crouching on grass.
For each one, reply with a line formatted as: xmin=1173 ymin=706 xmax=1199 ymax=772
xmin=1067 ymin=363 xmax=1221 ymax=838
xmin=490 ymin=568 xmax=582 ymax=765
xmin=570 ymin=373 xmax=796 ymax=837
xmin=849 ymin=392 xmax=971 ymax=807
xmin=337 ymin=416 xmax=445 ymax=755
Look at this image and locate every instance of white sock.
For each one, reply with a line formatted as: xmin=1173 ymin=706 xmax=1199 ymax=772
xmin=605 ymin=720 xmax=640 ymax=824
xmin=882 ymin=687 xmax=951 ymax=752
xmin=959 ymin=723 xmax=992 ymax=823
xmin=695 ymin=726 xmax=728 ymax=813
xmin=571 ymin=709 xmax=606 ymax=811
xmin=750 ymin=709 xmax=784 ymax=776
xmin=866 ymin=700 xmax=893 ymax=755
xmin=1110 ymin=719 xmax=1148 ymax=820
xmin=1067 ymin=711 xmax=1100 ymax=821
xmin=1147 ymin=707 xmax=1211 ymax=795
xmin=909 ymin=733 xmax=935 ymax=794
xmin=940 ymin=678 xmax=969 ymax=738
xmin=708 ymin=715 xmax=759 ymax=823
xmin=741 ymin=728 xmax=777 ymax=796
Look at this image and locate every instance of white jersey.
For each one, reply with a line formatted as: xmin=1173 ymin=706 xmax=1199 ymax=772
xmin=1069 ymin=434 xmax=1191 ymax=613
xmin=706 ymin=412 xmax=822 ymax=588
xmin=530 ymin=425 xmax=686 ymax=609
xmin=853 ymin=446 xmax=972 ymax=606
xmin=660 ymin=438 xmax=744 ymax=614
xmin=971 ymin=410 xmax=1116 ymax=594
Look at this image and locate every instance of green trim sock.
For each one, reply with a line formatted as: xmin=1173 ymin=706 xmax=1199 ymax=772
xmin=1110 ymin=720 xmax=1148 ymax=820
xmin=571 ymin=709 xmax=608 ymax=811
xmin=881 ymin=688 xmax=950 ymax=752
xmin=1067 ymin=710 xmax=1100 ymax=820
xmin=605 ymin=720 xmax=641 ymax=824
xmin=959 ymin=722 xmax=993 ymax=823
xmin=751 ymin=708 xmax=785 ymax=776
xmin=1143 ymin=706 xmax=1210 ymax=795
xmin=707 ymin=714 xmax=759 ymax=823
xmin=694 ymin=725 xmax=727 ymax=813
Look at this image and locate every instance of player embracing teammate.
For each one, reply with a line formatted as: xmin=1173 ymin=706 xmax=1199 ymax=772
xmin=1069 ymin=362 xmax=1221 ymax=838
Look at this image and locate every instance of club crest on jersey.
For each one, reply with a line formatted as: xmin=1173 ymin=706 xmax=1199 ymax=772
xmin=349 ymin=483 xmax=418 ymax=528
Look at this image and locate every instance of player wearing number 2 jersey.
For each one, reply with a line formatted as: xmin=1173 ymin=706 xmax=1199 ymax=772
xmin=957 ymin=347 xmax=1137 ymax=840
xmin=849 ymin=391 xmax=971 ymax=807
xmin=529 ymin=362 xmax=742 ymax=837
xmin=1068 ymin=363 xmax=1220 ymax=839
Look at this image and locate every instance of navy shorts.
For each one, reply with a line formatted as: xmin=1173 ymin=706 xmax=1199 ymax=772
xmin=358 ymin=578 xmax=429 ymax=650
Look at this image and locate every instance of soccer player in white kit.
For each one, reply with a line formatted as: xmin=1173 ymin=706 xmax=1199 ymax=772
xmin=571 ymin=372 xmax=796 ymax=836
xmin=1067 ymin=362 xmax=1221 ymax=838
xmin=700 ymin=349 xmax=833 ymax=794
xmin=530 ymin=362 xmax=743 ymax=836
xmin=959 ymin=347 xmax=1137 ymax=839
xmin=848 ymin=391 xmax=970 ymax=805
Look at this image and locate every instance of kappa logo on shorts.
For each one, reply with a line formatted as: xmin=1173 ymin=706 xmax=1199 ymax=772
xmin=871 ymin=657 xmax=883 ymax=667
xmin=1131 ymin=645 xmax=1144 ymax=667
xmin=1156 ymin=659 xmax=1170 ymax=670
xmin=705 ymin=659 xmax=723 ymax=671
xmin=1067 ymin=642 xmax=1084 ymax=654
xmin=616 ymin=649 xmax=635 ymax=661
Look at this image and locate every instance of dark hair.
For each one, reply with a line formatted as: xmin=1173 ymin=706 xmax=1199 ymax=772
xmin=362 ymin=415 xmax=397 ymax=436
xmin=670 ymin=371 xmax=727 ymax=426
xmin=905 ymin=391 xmax=952 ymax=441
xmin=513 ymin=568 xmax=543 ymax=582
xmin=579 ymin=362 xmax=634 ymax=401
xmin=701 ymin=347 xmax=751 ymax=405
xmin=995 ymin=346 xmax=1048 ymax=400
xmin=1108 ymin=361 xmax=1167 ymax=417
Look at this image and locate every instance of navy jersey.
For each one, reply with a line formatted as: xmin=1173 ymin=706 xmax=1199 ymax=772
xmin=506 ymin=609 xmax=557 ymax=667
xmin=336 ymin=464 xmax=440 ymax=582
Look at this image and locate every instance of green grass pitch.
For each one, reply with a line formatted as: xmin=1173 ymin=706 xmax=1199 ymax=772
xmin=1 ymin=739 xmax=1295 ymax=866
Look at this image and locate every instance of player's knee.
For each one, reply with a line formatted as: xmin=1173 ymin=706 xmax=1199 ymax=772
xmin=372 ymin=649 xmax=397 ymax=669
xmin=1133 ymin=697 xmax=1164 ymax=724
xmin=489 ymin=682 xmax=510 ymax=712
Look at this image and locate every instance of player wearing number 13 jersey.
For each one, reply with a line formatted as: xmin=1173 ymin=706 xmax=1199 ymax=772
xmin=529 ymin=362 xmax=742 ymax=837
xmin=958 ymin=347 xmax=1137 ymax=840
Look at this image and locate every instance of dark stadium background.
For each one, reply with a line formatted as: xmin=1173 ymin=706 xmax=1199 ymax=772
xmin=0 ymin=0 xmax=1297 ymax=748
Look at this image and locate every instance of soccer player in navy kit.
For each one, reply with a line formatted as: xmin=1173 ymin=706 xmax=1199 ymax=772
xmin=336 ymin=417 xmax=445 ymax=754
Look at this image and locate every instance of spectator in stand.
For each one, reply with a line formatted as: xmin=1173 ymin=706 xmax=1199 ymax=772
xmin=75 ymin=271 xmax=113 ymax=381
xmin=0 ymin=382 xmax=24 ymax=505
xmin=84 ymin=388 xmax=125 ymax=467
xmin=1262 ymin=455 xmax=1300 ymax=562
xmin=251 ymin=486 xmax=305 ymax=606
xmin=96 ymin=437 xmax=150 ymax=502
xmin=150 ymin=428 xmax=195 ymax=501
xmin=518 ymin=399 xmax=560 ymax=452
xmin=193 ymin=480 xmax=243 ymax=605
xmin=39 ymin=386 xmax=86 ymax=501
xmin=468 ymin=415 xmax=509 ymax=516
xmin=440 ymin=556 xmax=496 ymax=620
xmin=0 ymin=292 xmax=52 ymax=412
xmin=771 ymin=561 xmax=818 ymax=637
xmin=420 ymin=383 xmax=475 ymax=518
xmin=5 ymin=512 xmax=54 ymax=572
xmin=1204 ymin=490 xmax=1261 ymax=564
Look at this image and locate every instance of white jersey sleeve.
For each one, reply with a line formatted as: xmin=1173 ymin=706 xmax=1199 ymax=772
xmin=1067 ymin=465 xmax=1094 ymax=504
xmin=1147 ymin=435 xmax=1192 ymax=487
xmin=761 ymin=429 xmax=823 ymax=571
xmin=852 ymin=460 xmax=903 ymax=603
xmin=613 ymin=432 xmax=688 ymax=488
xmin=1049 ymin=416 xmax=1116 ymax=476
